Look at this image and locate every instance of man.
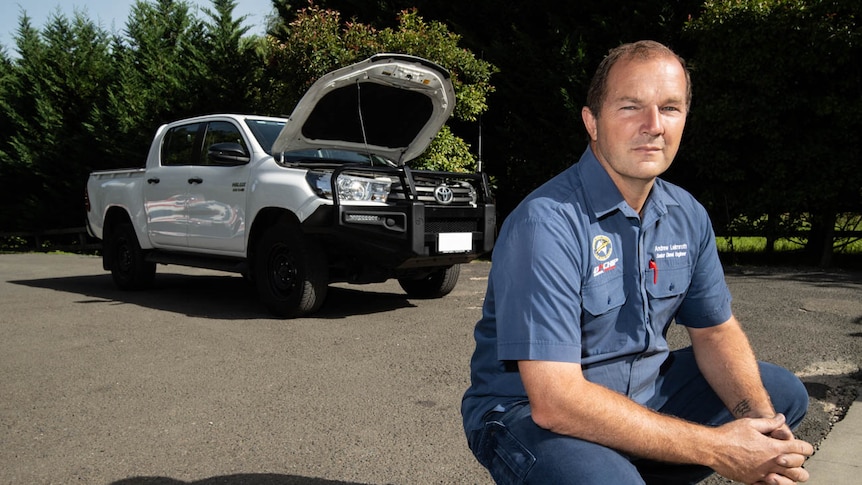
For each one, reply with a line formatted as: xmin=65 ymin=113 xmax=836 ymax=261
xmin=462 ymin=40 xmax=813 ymax=485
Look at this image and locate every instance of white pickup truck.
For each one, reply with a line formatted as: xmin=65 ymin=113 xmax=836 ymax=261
xmin=85 ymin=54 xmax=495 ymax=317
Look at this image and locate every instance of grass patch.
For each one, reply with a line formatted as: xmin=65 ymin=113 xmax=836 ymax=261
xmin=716 ymin=237 xmax=799 ymax=253
xmin=716 ymin=236 xmax=862 ymax=270
xmin=716 ymin=236 xmax=862 ymax=254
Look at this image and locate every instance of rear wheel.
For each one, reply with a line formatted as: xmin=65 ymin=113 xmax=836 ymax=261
xmin=255 ymin=223 xmax=328 ymax=318
xmin=109 ymin=222 xmax=156 ymax=290
xmin=398 ymin=264 xmax=460 ymax=298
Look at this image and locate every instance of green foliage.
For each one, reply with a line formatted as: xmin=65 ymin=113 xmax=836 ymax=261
xmin=95 ymin=0 xmax=208 ymax=160
xmin=376 ymin=9 xmax=495 ymax=123
xmin=683 ymin=0 xmax=862 ymax=265
xmin=418 ymin=125 xmax=475 ymax=173
xmin=1 ymin=0 xmax=860 ymax=269
xmin=0 ymin=0 xmax=494 ymax=233
xmin=0 ymin=10 xmax=115 ymax=230
xmin=715 ymin=237 xmax=804 ymax=254
xmin=0 ymin=235 xmax=28 ymax=252
xmin=262 ymin=6 xmax=377 ymax=114
xmin=198 ymin=0 xmax=264 ymax=112
xmin=263 ymin=5 xmax=496 ymax=171
xmin=0 ymin=0 xmax=271 ymax=232
xmin=295 ymin=0 xmax=702 ymax=212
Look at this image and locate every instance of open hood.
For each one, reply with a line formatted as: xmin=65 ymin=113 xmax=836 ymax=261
xmin=271 ymin=54 xmax=456 ymax=165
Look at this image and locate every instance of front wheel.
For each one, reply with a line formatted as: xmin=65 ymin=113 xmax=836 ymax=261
xmin=108 ymin=222 xmax=156 ymax=290
xmin=255 ymin=223 xmax=328 ymax=318
xmin=398 ymin=264 xmax=460 ymax=298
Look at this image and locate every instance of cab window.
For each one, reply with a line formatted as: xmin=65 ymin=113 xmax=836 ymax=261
xmin=200 ymin=121 xmax=248 ymax=166
xmin=161 ymin=123 xmax=203 ymax=166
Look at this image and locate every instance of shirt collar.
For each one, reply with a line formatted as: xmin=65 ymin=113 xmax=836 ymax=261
xmin=576 ymin=146 xmax=678 ymax=223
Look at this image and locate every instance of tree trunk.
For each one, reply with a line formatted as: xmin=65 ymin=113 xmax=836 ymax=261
xmin=764 ymin=212 xmax=777 ymax=264
xmin=806 ymin=212 xmax=836 ymax=267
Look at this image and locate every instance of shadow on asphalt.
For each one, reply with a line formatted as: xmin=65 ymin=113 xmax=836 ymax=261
xmin=9 ymin=272 xmax=415 ymax=320
xmin=724 ymin=266 xmax=862 ymax=333
xmin=110 ymin=474 xmax=370 ymax=485
xmin=723 ymin=265 xmax=862 ymax=290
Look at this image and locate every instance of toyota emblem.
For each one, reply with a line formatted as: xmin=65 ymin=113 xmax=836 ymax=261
xmin=434 ymin=185 xmax=454 ymax=204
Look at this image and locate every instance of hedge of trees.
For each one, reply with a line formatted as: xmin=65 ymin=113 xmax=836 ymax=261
xmin=0 ymin=0 xmax=494 ymax=235
xmin=1 ymin=0 xmax=860 ymax=266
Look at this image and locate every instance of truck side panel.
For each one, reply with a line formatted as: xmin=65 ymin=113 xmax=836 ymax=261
xmin=86 ymin=169 xmax=148 ymax=246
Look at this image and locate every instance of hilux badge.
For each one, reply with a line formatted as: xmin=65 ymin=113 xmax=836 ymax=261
xmin=434 ymin=185 xmax=454 ymax=204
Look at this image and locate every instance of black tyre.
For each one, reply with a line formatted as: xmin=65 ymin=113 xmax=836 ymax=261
xmin=255 ymin=223 xmax=328 ymax=318
xmin=398 ymin=264 xmax=460 ymax=298
xmin=109 ymin=222 xmax=156 ymax=290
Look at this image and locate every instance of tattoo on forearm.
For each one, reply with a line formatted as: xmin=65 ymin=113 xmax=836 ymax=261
xmin=732 ymin=399 xmax=752 ymax=418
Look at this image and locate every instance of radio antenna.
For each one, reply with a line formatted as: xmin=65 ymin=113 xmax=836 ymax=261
xmin=477 ymin=114 xmax=483 ymax=173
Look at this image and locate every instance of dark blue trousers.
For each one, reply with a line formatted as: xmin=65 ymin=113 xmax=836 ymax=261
xmin=467 ymin=347 xmax=809 ymax=485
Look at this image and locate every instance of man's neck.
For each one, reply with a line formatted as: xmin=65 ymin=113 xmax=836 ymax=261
xmin=615 ymin=176 xmax=653 ymax=216
xmin=592 ymin=155 xmax=655 ymax=215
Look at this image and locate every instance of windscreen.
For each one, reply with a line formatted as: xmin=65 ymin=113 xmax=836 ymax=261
xmin=281 ymin=149 xmax=397 ymax=167
xmin=244 ymin=119 xmax=286 ymax=154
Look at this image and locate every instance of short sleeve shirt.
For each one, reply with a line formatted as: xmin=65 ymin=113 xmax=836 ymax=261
xmin=461 ymin=147 xmax=732 ymax=433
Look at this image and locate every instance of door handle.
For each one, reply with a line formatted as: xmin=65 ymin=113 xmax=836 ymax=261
xmin=188 ymin=177 xmax=203 ymax=184
xmin=147 ymin=177 xmax=160 ymax=184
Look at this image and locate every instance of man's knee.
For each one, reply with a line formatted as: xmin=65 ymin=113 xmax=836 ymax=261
xmin=760 ymin=361 xmax=809 ymax=428
xmin=523 ymin=440 xmax=646 ymax=485
xmin=469 ymin=405 xmax=645 ymax=484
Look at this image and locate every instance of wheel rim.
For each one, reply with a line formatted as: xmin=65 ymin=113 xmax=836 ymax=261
xmin=117 ymin=238 xmax=132 ymax=273
xmin=268 ymin=243 xmax=299 ymax=297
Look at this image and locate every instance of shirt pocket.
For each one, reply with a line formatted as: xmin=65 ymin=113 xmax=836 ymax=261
xmin=580 ymin=275 xmax=627 ymax=357
xmin=645 ymin=264 xmax=690 ymax=299
xmin=645 ymin=264 xmax=690 ymax=329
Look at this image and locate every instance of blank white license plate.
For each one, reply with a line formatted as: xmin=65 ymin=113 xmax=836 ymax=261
xmin=438 ymin=232 xmax=472 ymax=253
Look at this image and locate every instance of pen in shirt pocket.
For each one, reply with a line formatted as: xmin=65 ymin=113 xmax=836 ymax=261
xmin=649 ymin=259 xmax=658 ymax=284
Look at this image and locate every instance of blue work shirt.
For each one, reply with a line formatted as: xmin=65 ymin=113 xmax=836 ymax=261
xmin=462 ymin=147 xmax=732 ymax=434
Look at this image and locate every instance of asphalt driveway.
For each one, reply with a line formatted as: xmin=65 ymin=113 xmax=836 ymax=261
xmin=1 ymin=253 xmax=860 ymax=484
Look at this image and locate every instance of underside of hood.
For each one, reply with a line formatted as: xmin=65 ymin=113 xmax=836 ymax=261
xmin=271 ymin=54 xmax=456 ymax=165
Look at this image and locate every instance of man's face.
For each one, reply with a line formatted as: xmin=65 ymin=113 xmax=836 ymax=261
xmin=582 ymin=55 xmax=688 ymax=187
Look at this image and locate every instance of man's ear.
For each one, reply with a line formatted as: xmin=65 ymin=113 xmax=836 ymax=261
xmin=581 ymin=106 xmax=598 ymax=142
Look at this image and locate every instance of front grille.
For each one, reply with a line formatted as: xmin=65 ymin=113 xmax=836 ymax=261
xmin=390 ymin=175 xmax=477 ymax=207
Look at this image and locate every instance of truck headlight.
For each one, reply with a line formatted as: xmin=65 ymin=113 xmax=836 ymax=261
xmin=307 ymin=172 xmax=391 ymax=203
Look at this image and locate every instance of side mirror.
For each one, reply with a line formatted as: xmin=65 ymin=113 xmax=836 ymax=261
xmin=208 ymin=142 xmax=250 ymax=165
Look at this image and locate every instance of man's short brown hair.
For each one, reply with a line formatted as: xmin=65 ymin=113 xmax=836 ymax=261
xmin=585 ymin=40 xmax=692 ymax=118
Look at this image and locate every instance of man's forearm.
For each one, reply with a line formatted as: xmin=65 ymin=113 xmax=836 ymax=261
xmin=520 ymin=360 xmax=724 ymax=465
xmin=519 ymin=358 xmax=812 ymax=483
xmin=688 ymin=316 xmax=776 ymax=419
